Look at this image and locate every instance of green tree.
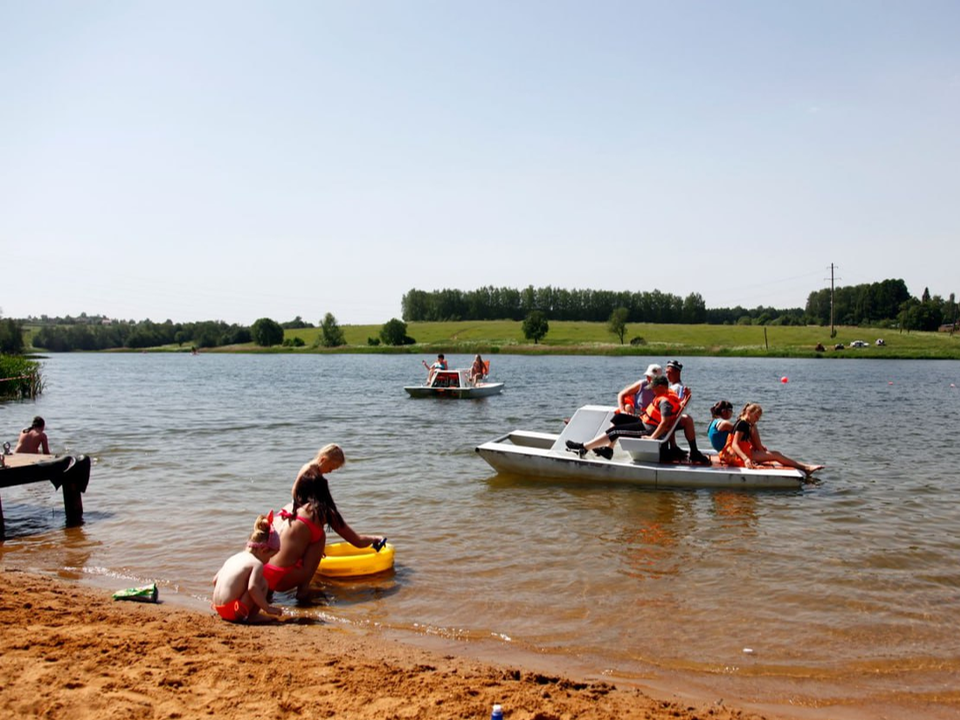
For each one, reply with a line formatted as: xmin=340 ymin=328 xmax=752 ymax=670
xmin=380 ymin=318 xmax=415 ymax=346
xmin=251 ymin=317 xmax=284 ymax=347
xmin=0 ymin=318 xmax=25 ymax=354
xmin=608 ymin=307 xmax=629 ymax=345
xmin=522 ymin=310 xmax=549 ymax=344
xmin=319 ymin=313 xmax=346 ymax=347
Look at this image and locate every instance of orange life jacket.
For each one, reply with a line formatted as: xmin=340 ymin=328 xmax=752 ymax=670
xmin=640 ymin=390 xmax=682 ymax=427
xmin=719 ymin=421 xmax=754 ymax=467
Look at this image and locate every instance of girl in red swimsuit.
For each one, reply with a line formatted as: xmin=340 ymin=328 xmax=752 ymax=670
xmin=211 ymin=514 xmax=283 ymax=622
xmin=263 ymin=444 xmax=385 ymax=601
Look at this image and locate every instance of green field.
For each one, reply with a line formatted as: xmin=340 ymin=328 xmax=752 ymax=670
xmin=19 ymin=321 xmax=960 ymax=359
xmin=275 ymin=321 xmax=960 ymax=359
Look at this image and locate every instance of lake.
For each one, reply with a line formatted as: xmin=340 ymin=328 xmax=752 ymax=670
xmin=2 ymin=353 xmax=959 ymax=718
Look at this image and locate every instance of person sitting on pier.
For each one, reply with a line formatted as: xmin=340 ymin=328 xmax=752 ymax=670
xmin=14 ymin=416 xmax=50 ymax=454
xmin=211 ymin=513 xmax=283 ymax=623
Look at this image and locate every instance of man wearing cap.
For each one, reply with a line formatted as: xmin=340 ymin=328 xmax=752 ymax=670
xmin=567 ymin=375 xmax=680 ymax=460
xmin=663 ymin=361 xmax=710 ymax=464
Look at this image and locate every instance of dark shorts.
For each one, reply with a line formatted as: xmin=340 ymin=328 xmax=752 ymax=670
xmin=606 ymin=413 xmax=656 ymax=440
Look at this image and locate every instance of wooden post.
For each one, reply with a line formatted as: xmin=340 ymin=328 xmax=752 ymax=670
xmin=63 ymin=482 xmax=84 ymax=527
xmin=61 ymin=455 xmax=91 ymax=527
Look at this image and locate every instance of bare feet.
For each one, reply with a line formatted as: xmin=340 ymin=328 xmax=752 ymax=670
xmin=803 ymin=464 xmax=825 ymax=475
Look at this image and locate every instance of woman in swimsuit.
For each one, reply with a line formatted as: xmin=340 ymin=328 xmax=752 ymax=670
xmin=469 ymin=355 xmax=485 ymax=385
xmin=719 ymin=403 xmax=824 ymax=475
xmin=707 ymin=400 xmax=735 ymax=452
xmin=264 ymin=445 xmax=384 ymax=601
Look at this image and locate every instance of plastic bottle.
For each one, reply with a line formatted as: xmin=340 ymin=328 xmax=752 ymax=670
xmin=491 ymin=703 xmax=503 ymax=720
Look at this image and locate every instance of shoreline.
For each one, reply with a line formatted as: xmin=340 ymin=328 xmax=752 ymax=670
xmin=0 ymin=567 xmax=785 ymax=720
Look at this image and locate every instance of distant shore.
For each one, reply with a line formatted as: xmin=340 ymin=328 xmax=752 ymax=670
xmin=0 ymin=569 xmax=783 ymax=720
xmin=21 ymin=320 xmax=960 ymax=359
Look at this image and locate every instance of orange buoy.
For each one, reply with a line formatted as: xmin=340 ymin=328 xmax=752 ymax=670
xmin=780 ymin=376 xmax=788 ymax=384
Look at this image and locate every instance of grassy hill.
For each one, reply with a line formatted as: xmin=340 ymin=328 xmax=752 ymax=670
xmin=277 ymin=321 xmax=960 ymax=359
xmin=20 ymin=321 xmax=959 ymax=359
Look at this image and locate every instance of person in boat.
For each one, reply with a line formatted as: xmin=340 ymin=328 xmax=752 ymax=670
xmin=469 ymin=354 xmax=486 ymax=385
xmin=566 ymin=375 xmax=685 ymax=460
xmin=707 ymin=400 xmax=735 ymax=452
xmin=662 ymin=361 xmax=710 ymax=464
xmin=264 ymin=445 xmax=384 ymax=601
xmin=211 ymin=513 xmax=283 ymax=623
xmin=615 ymin=363 xmax=662 ymax=415
xmin=718 ymin=403 xmax=824 ymax=475
xmin=422 ymin=353 xmax=447 ymax=385
xmin=14 ymin=416 xmax=50 ymax=454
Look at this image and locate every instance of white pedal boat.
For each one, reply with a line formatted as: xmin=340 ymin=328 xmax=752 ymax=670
xmin=475 ymin=405 xmax=805 ymax=489
xmin=404 ymin=366 xmax=504 ymax=399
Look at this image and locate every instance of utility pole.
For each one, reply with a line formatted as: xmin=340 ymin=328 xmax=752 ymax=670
xmin=827 ymin=263 xmax=839 ymax=338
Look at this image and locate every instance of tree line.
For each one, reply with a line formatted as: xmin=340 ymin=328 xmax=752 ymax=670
xmin=401 ymin=280 xmax=957 ymax=331
xmin=9 ymin=276 xmax=958 ymax=354
xmin=401 ymin=286 xmax=808 ymax=325
xmin=805 ymin=279 xmax=957 ymax=332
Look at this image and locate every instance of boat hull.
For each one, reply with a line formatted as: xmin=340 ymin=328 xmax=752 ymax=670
xmin=475 ymin=406 xmax=805 ymax=490
xmin=404 ymin=382 xmax=504 ymax=399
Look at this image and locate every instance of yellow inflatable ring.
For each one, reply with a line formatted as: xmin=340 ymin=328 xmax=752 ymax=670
xmin=317 ymin=541 xmax=395 ymax=578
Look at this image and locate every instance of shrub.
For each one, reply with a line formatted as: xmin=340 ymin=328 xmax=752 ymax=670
xmin=251 ymin=318 xmax=284 ymax=347
xmin=380 ymin=318 xmax=416 ymax=346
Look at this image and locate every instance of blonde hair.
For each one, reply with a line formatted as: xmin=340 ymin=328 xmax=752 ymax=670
xmin=738 ymin=403 xmax=763 ymax=421
xmin=249 ymin=514 xmax=272 ymax=544
xmin=314 ymin=443 xmax=345 ymax=468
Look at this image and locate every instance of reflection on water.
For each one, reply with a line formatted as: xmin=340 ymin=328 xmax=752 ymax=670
xmin=2 ymin=353 xmax=960 ymax=715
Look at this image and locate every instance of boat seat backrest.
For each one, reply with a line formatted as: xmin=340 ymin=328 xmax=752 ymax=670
xmin=551 ymin=406 xmax=617 ymax=454
xmin=618 ymin=394 xmax=690 ymax=462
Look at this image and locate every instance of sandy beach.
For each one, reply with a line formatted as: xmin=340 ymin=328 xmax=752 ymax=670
xmin=0 ymin=569 xmax=781 ymax=720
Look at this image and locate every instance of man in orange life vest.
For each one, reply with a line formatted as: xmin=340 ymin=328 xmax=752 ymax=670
xmin=566 ymin=375 xmax=691 ymax=461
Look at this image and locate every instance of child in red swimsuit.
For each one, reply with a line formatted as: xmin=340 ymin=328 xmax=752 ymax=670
xmin=264 ymin=444 xmax=385 ymax=601
xmin=212 ymin=514 xmax=283 ymax=622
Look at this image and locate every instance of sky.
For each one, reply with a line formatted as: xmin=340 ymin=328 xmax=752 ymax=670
xmin=2 ymin=1 xmax=958 ymax=325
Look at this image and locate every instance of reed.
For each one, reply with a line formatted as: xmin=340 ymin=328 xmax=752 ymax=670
xmin=0 ymin=354 xmax=44 ymax=399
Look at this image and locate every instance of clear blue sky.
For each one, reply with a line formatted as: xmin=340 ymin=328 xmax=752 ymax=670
xmin=2 ymin=1 xmax=957 ymax=325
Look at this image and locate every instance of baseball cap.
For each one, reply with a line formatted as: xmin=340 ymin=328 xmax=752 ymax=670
xmin=643 ymin=363 xmax=662 ymax=377
xmin=666 ymin=360 xmax=683 ymax=371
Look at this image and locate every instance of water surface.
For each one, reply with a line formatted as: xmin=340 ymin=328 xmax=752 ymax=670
xmin=2 ymin=353 xmax=958 ymax=716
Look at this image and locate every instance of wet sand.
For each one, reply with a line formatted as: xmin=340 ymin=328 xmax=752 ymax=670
xmin=0 ymin=568 xmax=779 ymax=720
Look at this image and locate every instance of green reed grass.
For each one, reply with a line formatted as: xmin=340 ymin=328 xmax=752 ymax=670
xmin=0 ymin=354 xmax=45 ymax=399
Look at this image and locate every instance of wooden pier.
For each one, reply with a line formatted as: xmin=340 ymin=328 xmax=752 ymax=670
xmin=0 ymin=454 xmax=91 ymax=540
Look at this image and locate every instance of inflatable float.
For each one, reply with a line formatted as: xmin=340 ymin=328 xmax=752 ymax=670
xmin=317 ymin=541 xmax=395 ymax=578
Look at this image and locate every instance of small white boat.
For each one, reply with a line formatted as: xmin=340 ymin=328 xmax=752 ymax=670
xmin=404 ymin=366 xmax=504 ymax=399
xmin=475 ymin=405 xmax=805 ymax=489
